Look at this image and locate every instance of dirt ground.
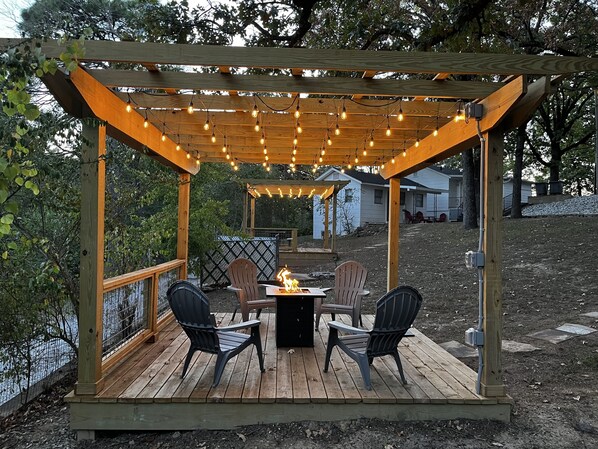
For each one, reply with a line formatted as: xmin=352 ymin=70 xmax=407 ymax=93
xmin=1 ymin=216 xmax=598 ymax=448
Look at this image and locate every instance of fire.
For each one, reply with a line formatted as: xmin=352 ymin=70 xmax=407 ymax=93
xmin=277 ymin=267 xmax=300 ymax=292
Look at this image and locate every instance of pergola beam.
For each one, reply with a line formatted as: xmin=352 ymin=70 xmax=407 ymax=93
xmin=380 ymin=76 xmax=527 ymax=179
xmin=89 ymin=69 xmax=503 ymax=99
xmin=63 ymin=67 xmax=199 ymax=174
xmin=7 ymin=38 xmax=598 ymax=75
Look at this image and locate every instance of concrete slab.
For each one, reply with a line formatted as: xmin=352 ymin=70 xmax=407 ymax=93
xmin=527 ymin=328 xmax=576 ymax=344
xmin=502 ymin=340 xmax=540 ymax=353
xmin=582 ymin=311 xmax=598 ymax=319
xmin=556 ymin=323 xmax=597 ymax=335
xmin=439 ymin=341 xmax=478 ymax=358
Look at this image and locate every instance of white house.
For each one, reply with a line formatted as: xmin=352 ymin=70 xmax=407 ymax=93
xmin=312 ymin=168 xmax=443 ymax=239
xmin=406 ymin=166 xmax=464 ymax=221
xmin=502 ymin=175 xmax=533 ymax=211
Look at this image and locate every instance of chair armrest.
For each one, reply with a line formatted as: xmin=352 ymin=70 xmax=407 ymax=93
xmin=321 ymin=287 xmax=333 ymax=293
xmin=227 ymin=285 xmax=242 ymax=292
xmin=360 ymin=289 xmax=370 ymax=296
xmin=328 ymin=320 xmax=369 ymax=335
xmin=258 ymin=283 xmax=280 ymax=289
xmin=404 ymin=328 xmax=415 ymax=337
xmin=219 ymin=319 xmax=261 ymax=332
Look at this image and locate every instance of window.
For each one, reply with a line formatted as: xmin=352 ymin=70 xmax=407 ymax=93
xmin=415 ymin=193 xmax=424 ymax=207
xmin=344 ymin=188 xmax=354 ymax=203
xmin=374 ymin=189 xmax=383 ymax=204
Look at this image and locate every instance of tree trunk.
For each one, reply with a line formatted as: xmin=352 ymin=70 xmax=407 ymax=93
xmin=550 ymin=142 xmax=561 ymax=181
xmin=462 ymin=148 xmax=478 ymax=229
xmin=511 ymin=124 xmax=526 ymax=218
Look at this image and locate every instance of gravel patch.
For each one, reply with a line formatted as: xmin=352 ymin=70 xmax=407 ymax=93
xmin=522 ymin=194 xmax=598 ymax=217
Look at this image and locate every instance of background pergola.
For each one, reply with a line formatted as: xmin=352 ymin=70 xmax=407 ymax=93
xmin=5 ymin=38 xmax=597 ymax=400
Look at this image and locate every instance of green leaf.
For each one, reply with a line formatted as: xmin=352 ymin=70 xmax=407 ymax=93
xmin=0 ymin=158 xmax=7 ymax=172
xmin=3 ymin=104 xmax=16 ymax=117
xmin=1 ymin=251 xmax=7 ymax=260
xmin=0 ymin=223 xmax=10 ymax=235
xmin=23 ymin=104 xmax=40 ymax=121
xmin=4 ymin=201 xmax=18 ymax=214
xmin=24 ymin=180 xmax=33 ymax=189
xmin=32 ymin=184 xmax=40 ymax=195
xmin=15 ymin=177 xmax=24 ymax=186
xmin=1 ymin=214 xmax=14 ymax=225
xmin=0 ymin=190 xmax=7 ymax=204
xmin=7 ymin=242 xmax=17 ymax=250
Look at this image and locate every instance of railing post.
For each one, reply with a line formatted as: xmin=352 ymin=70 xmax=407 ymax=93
xmin=177 ymin=173 xmax=190 ymax=280
xmin=148 ymin=273 xmax=159 ymax=341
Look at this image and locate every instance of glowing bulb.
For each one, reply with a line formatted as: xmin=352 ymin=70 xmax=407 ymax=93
xmin=341 ymin=105 xmax=347 ymax=120
xmin=386 ymin=125 xmax=391 ymax=137
xmin=196 ymin=159 xmax=200 ymax=166
xmin=433 ymin=128 xmax=439 ymax=137
xmin=234 ymin=165 xmax=239 ymax=171
xmin=327 ymin=136 xmax=332 ymax=146
xmin=265 ymin=155 xmax=269 ymax=161
xmin=291 ymin=167 xmax=296 ymax=172
xmin=291 ymin=156 xmax=296 ymax=163
xmin=143 ymin=117 xmax=149 ymax=128
xmin=263 ymin=161 xmax=267 ymax=167
xmin=415 ymin=139 xmax=420 ymax=147
xmin=355 ymin=156 xmax=359 ymax=164
xmin=348 ymin=163 xmax=352 ymax=169
xmin=252 ymin=105 xmax=258 ymax=118
xmin=369 ymin=138 xmax=374 ymax=148
xmin=363 ymin=149 xmax=367 ymax=156
xmin=398 ymin=110 xmax=404 ymax=121
xmin=292 ymin=148 xmax=297 ymax=155
xmin=335 ymin=124 xmax=340 ymax=135
xmin=186 ymin=153 xmax=191 ymax=159
xmin=222 ymin=145 xmax=227 ymax=152
xmin=226 ymin=153 xmax=230 ymax=160
xmin=403 ymin=148 xmax=407 ymax=157
xmin=340 ymin=168 xmax=345 ymax=174
xmin=161 ymin=132 xmax=166 ymax=142
xmin=381 ymin=163 xmax=385 ymax=169
xmin=263 ymin=147 xmax=268 ymax=154
xmin=319 ymin=156 xmax=323 ymax=163
xmin=230 ymin=161 xmax=235 ymax=166
xmin=260 ymin=134 xmax=265 ymax=145
xmin=294 ymin=104 xmax=300 ymax=119
xmin=266 ymin=166 xmax=271 ymax=172
xmin=176 ymin=143 xmax=181 ymax=151
xmin=187 ymin=101 xmax=194 ymax=114
xmin=321 ymin=149 xmax=326 ymax=156
xmin=125 ymin=99 xmax=132 ymax=113
xmin=312 ymin=167 xmax=316 ymax=173
xmin=391 ymin=157 xmax=395 ymax=164
xmin=296 ymin=122 xmax=302 ymax=134
xmin=203 ymin=120 xmax=210 ymax=131
xmin=211 ymin=133 xmax=216 ymax=143
xmin=293 ymin=136 xmax=298 ymax=145
xmin=254 ymin=120 xmax=260 ymax=132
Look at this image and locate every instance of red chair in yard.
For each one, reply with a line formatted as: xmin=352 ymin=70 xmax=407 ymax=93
xmin=403 ymin=209 xmax=417 ymax=224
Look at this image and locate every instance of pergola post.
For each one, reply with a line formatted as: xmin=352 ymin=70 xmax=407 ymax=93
xmin=323 ymin=198 xmax=330 ymax=249
xmin=481 ymin=129 xmax=506 ymax=397
xmin=250 ymin=196 xmax=256 ymax=237
xmin=332 ymin=193 xmax=338 ymax=252
xmin=387 ymin=177 xmax=400 ymax=291
xmin=177 ymin=173 xmax=190 ymax=279
xmin=77 ymin=121 xmax=106 ymax=395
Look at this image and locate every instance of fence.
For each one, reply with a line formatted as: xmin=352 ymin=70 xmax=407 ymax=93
xmin=252 ymin=227 xmax=298 ymax=251
xmin=201 ymin=236 xmax=279 ymax=286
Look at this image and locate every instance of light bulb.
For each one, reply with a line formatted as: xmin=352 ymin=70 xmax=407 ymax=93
xmin=355 ymin=157 xmax=359 ymax=164
xmin=294 ymin=104 xmax=300 ymax=119
xmin=403 ymin=148 xmax=407 ymax=157
xmin=296 ymin=123 xmax=302 ymax=134
xmin=381 ymin=163 xmax=385 ymax=169
xmin=211 ymin=133 xmax=216 ymax=143
xmin=415 ymin=139 xmax=420 ymax=147
xmin=125 ymin=100 xmax=132 ymax=113
xmin=369 ymin=139 xmax=374 ymax=147
xmin=433 ymin=128 xmax=439 ymax=137
xmin=327 ymin=136 xmax=332 ymax=146
xmin=341 ymin=105 xmax=347 ymax=120
xmin=312 ymin=167 xmax=316 ymax=173
xmin=319 ymin=156 xmax=323 ymax=163
xmin=386 ymin=125 xmax=391 ymax=137
xmin=161 ymin=132 xmax=166 ymax=142
xmin=321 ymin=149 xmax=326 ymax=156
xmin=263 ymin=147 xmax=268 ymax=154
xmin=363 ymin=149 xmax=367 ymax=156
xmin=196 ymin=159 xmax=200 ymax=166
xmin=335 ymin=124 xmax=340 ymax=135
xmin=348 ymin=163 xmax=352 ymax=169
xmin=252 ymin=105 xmax=258 ymax=118
xmin=340 ymin=168 xmax=345 ymax=174
xmin=226 ymin=154 xmax=230 ymax=160
xmin=391 ymin=157 xmax=395 ymax=164
xmin=186 ymin=153 xmax=191 ymax=159
xmin=263 ymin=161 xmax=267 ymax=167
xmin=187 ymin=102 xmax=194 ymax=114
xmin=398 ymin=110 xmax=404 ymax=121
xmin=293 ymin=136 xmax=298 ymax=145
xmin=292 ymin=156 xmax=296 ymax=162
xmin=254 ymin=120 xmax=260 ymax=132
xmin=292 ymin=148 xmax=297 ymax=155
xmin=230 ymin=161 xmax=235 ymax=166
xmin=260 ymin=134 xmax=265 ymax=145
xmin=222 ymin=145 xmax=227 ymax=152
xmin=203 ymin=120 xmax=210 ymax=131
xmin=143 ymin=117 xmax=149 ymax=128
xmin=266 ymin=166 xmax=271 ymax=172
xmin=291 ymin=167 xmax=296 ymax=172
xmin=265 ymin=155 xmax=269 ymax=161
xmin=176 ymin=143 xmax=181 ymax=151
xmin=234 ymin=165 xmax=239 ymax=171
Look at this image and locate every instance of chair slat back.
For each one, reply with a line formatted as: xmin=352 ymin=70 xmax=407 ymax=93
xmin=334 ymin=260 xmax=368 ymax=307
xmin=167 ymin=280 xmax=219 ymax=353
xmin=368 ymin=286 xmax=422 ymax=356
xmin=227 ymin=258 xmax=261 ymax=301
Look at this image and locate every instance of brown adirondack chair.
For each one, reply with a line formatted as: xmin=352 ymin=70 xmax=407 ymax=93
xmin=324 ymin=285 xmax=423 ymax=390
xmin=167 ymin=280 xmax=265 ymax=387
xmin=227 ymin=258 xmax=277 ymax=322
xmin=315 ymin=260 xmax=369 ymax=330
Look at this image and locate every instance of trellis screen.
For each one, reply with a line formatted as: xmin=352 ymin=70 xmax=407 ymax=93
xmin=201 ymin=236 xmax=279 ymax=286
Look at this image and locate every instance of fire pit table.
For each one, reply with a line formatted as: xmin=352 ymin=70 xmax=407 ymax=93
xmin=265 ymin=286 xmax=326 ymax=347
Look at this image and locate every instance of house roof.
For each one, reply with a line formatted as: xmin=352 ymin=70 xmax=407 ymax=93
xmin=428 ymin=165 xmax=463 ymax=177
xmin=319 ymin=168 xmax=444 ymax=194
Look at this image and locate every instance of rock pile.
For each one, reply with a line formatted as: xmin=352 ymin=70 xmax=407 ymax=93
xmin=522 ymin=194 xmax=598 ymax=217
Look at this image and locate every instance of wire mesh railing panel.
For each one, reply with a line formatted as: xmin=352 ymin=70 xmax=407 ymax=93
xmin=102 ymin=279 xmax=148 ymax=357
xmin=157 ymin=268 xmax=179 ymax=319
xmin=201 ymin=236 xmax=279 ymax=286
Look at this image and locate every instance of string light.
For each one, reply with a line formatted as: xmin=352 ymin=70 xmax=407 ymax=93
xmin=176 ymin=143 xmax=181 ymax=151
xmin=403 ymin=148 xmax=407 ymax=157
xmin=125 ymin=96 xmax=132 ymax=113
xmin=434 ymin=115 xmax=439 ymax=136
xmin=335 ymin=114 xmax=341 ymax=135
xmin=341 ymin=101 xmax=347 ymax=120
xmin=196 ymin=159 xmax=200 ymax=166
xmin=319 ymin=156 xmax=323 ymax=163
xmin=186 ymin=152 xmax=191 ymax=159
xmin=252 ymin=104 xmax=259 ymax=118
xmin=386 ymin=122 xmax=392 ymax=137
xmin=363 ymin=148 xmax=367 ymax=156
xmin=294 ymin=101 xmax=301 ymax=119
xmin=296 ymin=121 xmax=302 ymax=134
xmin=143 ymin=111 xmax=149 ymax=128
xmin=292 ymin=147 xmax=297 ymax=155
xmin=254 ymin=118 xmax=260 ymax=132
xmin=211 ymin=125 xmax=216 ymax=143
xmin=321 ymin=149 xmax=326 ymax=156
xmin=327 ymin=133 xmax=332 ymax=146
xmin=203 ymin=111 xmax=210 ymax=131
xmin=369 ymin=132 xmax=375 ymax=147
xmin=161 ymin=131 xmax=166 ymax=142
xmin=187 ymin=99 xmax=194 ymax=114
xmin=455 ymin=101 xmax=465 ymax=122
xmin=391 ymin=155 xmax=396 ymax=164
xmin=293 ymin=134 xmax=298 ymax=146
xmin=260 ymin=132 xmax=265 ymax=145
xmin=397 ymin=99 xmax=404 ymax=121
xmin=263 ymin=147 xmax=268 ymax=154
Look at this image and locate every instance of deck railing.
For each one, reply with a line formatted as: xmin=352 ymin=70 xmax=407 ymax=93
xmin=101 ymin=259 xmax=185 ymax=371
xmin=251 ymin=227 xmax=298 ymax=251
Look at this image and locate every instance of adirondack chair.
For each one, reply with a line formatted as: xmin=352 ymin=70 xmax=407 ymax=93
xmin=403 ymin=209 xmax=417 ymax=224
xmin=323 ymin=285 xmax=423 ymax=390
xmin=315 ymin=260 xmax=369 ymax=330
xmin=227 ymin=258 xmax=277 ymax=322
xmin=167 ymin=280 xmax=265 ymax=387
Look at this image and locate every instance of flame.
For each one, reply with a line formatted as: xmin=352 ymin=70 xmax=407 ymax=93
xmin=277 ymin=267 xmax=300 ymax=292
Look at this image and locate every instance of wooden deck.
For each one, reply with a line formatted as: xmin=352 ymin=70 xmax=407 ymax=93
xmin=279 ymin=247 xmax=338 ymax=267
xmin=66 ymin=313 xmax=511 ymax=434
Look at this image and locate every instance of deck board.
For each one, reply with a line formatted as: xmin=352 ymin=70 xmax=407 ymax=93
xmin=67 ymin=312 xmax=512 ymax=432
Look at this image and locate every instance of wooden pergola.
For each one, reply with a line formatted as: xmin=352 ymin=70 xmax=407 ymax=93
xmin=4 ymin=38 xmax=598 ymax=437
xmin=243 ymin=179 xmax=349 ymax=251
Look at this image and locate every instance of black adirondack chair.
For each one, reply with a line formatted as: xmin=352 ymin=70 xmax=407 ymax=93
xmin=323 ymin=285 xmax=423 ymax=390
xmin=167 ymin=280 xmax=265 ymax=387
